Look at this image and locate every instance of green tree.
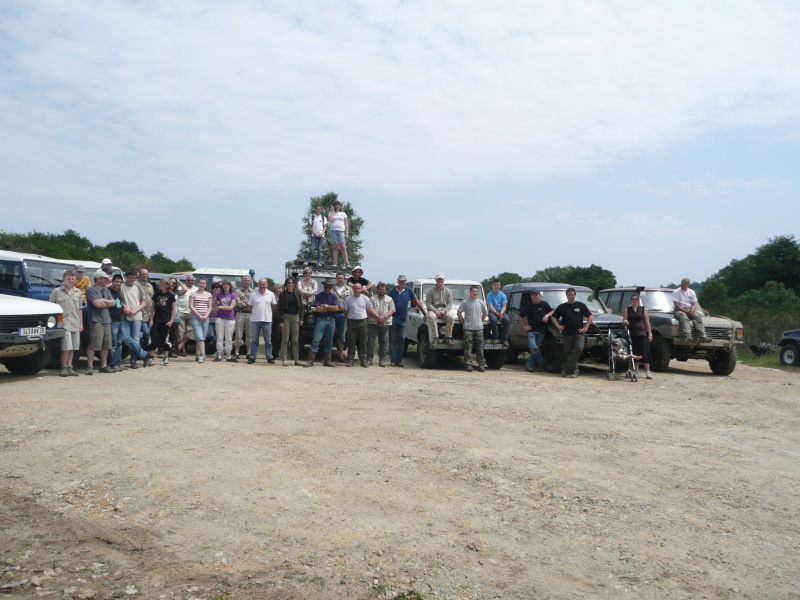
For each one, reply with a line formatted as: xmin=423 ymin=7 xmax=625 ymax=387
xmin=481 ymin=272 xmax=523 ymax=293
xmin=295 ymin=192 xmax=365 ymax=266
xmin=146 ymin=252 xmax=194 ymax=274
xmin=529 ymin=264 xmax=616 ymax=290
xmin=0 ymin=229 xmax=95 ymax=258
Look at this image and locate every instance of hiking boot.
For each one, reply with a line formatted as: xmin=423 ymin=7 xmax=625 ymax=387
xmin=477 ymin=365 xmax=485 ymax=372
xmin=465 ymin=364 xmax=473 ymax=372
xmin=247 ymin=357 xmax=255 ymax=364
xmin=99 ymin=365 xmax=113 ymax=374
xmin=396 ymin=361 xmax=404 ymax=368
xmin=304 ymin=359 xmax=315 ymax=368
xmin=379 ymin=360 xmax=386 ymax=367
xmin=346 ymin=360 xmax=354 ymax=367
xmin=444 ymin=337 xmax=453 ymax=346
xmin=129 ymin=362 xmax=139 ymax=370
xmin=281 ymin=360 xmax=288 ymax=366
xmin=85 ymin=367 xmax=93 ymax=376
xmin=526 ymin=366 xmax=534 ymax=373
xmin=67 ymin=366 xmax=79 ymax=377
xmin=323 ymin=353 xmax=336 ymax=367
xmin=59 ymin=366 xmax=70 ymax=377
xmin=267 ymin=358 xmax=276 ymax=364
xmin=360 ymin=361 xmax=369 ymax=368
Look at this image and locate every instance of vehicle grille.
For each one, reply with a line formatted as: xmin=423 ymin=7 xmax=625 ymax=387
xmin=0 ymin=314 xmax=53 ymax=332
xmin=696 ymin=326 xmax=732 ymax=340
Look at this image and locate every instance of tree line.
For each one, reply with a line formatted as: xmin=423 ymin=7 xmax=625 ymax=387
xmin=0 ymin=229 xmax=194 ymax=275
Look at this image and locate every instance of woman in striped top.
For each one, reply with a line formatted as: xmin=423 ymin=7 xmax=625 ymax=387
xmin=189 ymin=278 xmax=213 ymax=363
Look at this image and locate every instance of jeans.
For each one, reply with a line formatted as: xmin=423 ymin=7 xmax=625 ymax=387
xmin=334 ymin=312 xmax=347 ymax=343
xmin=367 ymin=324 xmax=390 ymax=363
xmin=121 ymin=320 xmax=147 ymax=363
xmin=306 ymin=235 xmax=323 ymax=261
xmin=463 ymin=329 xmax=485 ymax=366
xmin=488 ymin=312 xmax=510 ymax=342
xmin=110 ymin=321 xmax=125 ymax=367
xmin=562 ymin=334 xmax=585 ymax=374
xmin=250 ymin=321 xmax=273 ymax=360
xmin=191 ymin=315 xmax=210 ymax=341
xmin=526 ymin=331 xmax=546 ymax=368
xmin=389 ymin=317 xmax=407 ymax=362
xmin=139 ymin=320 xmax=151 ymax=350
xmin=310 ymin=317 xmax=336 ymax=354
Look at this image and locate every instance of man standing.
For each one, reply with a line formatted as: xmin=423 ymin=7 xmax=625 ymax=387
xmin=367 ymin=283 xmax=395 ymax=367
xmin=107 ymin=273 xmax=125 ymax=372
xmin=426 ymin=274 xmax=455 ymax=346
xmin=518 ymin=289 xmax=553 ymax=372
xmin=344 ymin=282 xmax=372 ymax=367
xmin=551 ymin=287 xmax=593 ymax=378
xmin=306 ymin=204 xmax=327 ymax=262
xmin=135 ymin=268 xmax=154 ymax=349
xmin=120 ymin=270 xmax=153 ymax=369
xmin=457 ymin=285 xmax=488 ymax=373
xmin=233 ymin=274 xmax=253 ymax=359
xmin=486 ymin=279 xmax=510 ymax=346
xmin=304 ymin=279 xmax=339 ymax=368
xmin=332 ymin=272 xmax=352 ymax=362
xmin=85 ymin=270 xmax=115 ymax=375
xmin=48 ymin=269 xmax=82 ymax=377
xmin=175 ymin=275 xmax=198 ymax=356
xmin=387 ymin=275 xmax=425 ymax=367
xmin=247 ymin=278 xmax=277 ymax=364
xmin=672 ymin=278 xmax=710 ymax=342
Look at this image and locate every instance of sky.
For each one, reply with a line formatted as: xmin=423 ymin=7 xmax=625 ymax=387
xmin=1 ymin=0 xmax=799 ymax=287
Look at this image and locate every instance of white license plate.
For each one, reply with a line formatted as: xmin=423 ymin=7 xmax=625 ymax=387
xmin=483 ymin=343 xmax=505 ymax=350
xmin=19 ymin=326 xmax=46 ymax=336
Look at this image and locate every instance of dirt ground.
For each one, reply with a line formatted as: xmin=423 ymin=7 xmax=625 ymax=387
xmin=1 ymin=354 xmax=798 ymax=600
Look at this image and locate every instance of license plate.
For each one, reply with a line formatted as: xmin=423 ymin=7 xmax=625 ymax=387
xmin=18 ymin=326 xmax=46 ymax=336
xmin=483 ymin=343 xmax=504 ymax=350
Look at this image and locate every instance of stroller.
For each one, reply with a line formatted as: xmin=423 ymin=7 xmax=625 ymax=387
xmin=607 ymin=326 xmax=640 ymax=382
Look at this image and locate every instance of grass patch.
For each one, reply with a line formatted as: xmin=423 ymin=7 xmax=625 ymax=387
xmin=737 ymin=347 xmax=796 ymax=371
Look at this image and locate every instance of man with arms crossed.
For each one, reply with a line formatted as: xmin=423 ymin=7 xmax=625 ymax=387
xmin=518 ymin=289 xmax=553 ymax=373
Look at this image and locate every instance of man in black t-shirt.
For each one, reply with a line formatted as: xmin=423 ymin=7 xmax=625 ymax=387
xmin=518 ymin=290 xmax=553 ymax=372
xmin=551 ymin=287 xmax=593 ymax=378
xmin=107 ymin=274 xmax=125 ymax=372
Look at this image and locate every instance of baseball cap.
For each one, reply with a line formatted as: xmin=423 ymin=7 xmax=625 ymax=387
xmin=93 ymin=269 xmax=109 ymax=279
xmin=101 ymin=258 xmax=112 ymax=265
xmin=435 ymin=273 xmax=445 ymax=280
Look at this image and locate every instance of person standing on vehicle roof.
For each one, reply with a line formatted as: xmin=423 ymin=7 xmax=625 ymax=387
xmin=387 ymin=275 xmax=425 ymax=367
xmin=672 ymin=278 xmax=710 ymax=343
xmin=518 ymin=289 xmax=554 ymax=373
xmin=328 ymin=200 xmax=350 ymax=268
xmin=458 ymin=285 xmax=488 ymax=373
xmin=49 ymin=269 xmax=82 ymax=377
xmin=551 ymin=287 xmax=593 ymax=378
xmin=306 ymin=204 xmax=327 ymax=263
xmin=426 ymin=274 xmax=455 ymax=346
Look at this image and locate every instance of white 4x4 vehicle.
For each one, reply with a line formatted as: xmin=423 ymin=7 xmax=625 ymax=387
xmin=405 ymin=278 xmax=506 ymax=369
xmin=0 ymin=295 xmax=65 ymax=375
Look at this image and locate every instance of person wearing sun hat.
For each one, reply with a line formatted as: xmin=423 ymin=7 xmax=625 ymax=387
xmin=304 ymin=279 xmax=339 ymax=368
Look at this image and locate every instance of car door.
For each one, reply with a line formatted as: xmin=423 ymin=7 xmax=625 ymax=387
xmin=506 ymin=291 xmax=528 ymax=349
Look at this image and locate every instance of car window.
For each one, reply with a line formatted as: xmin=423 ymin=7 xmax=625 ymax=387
xmin=640 ymin=290 xmax=674 ymax=312
xmin=508 ymin=292 xmax=522 ymax=314
xmin=620 ymin=291 xmax=636 ymax=312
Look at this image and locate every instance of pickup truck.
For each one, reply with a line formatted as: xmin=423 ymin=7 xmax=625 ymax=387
xmin=0 ymin=295 xmax=65 ymax=375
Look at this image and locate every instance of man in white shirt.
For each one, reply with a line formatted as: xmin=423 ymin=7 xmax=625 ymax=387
xmin=306 ymin=204 xmax=327 ymax=263
xmin=672 ymin=278 xmax=710 ymax=342
xmin=344 ymin=283 xmax=371 ymax=367
xmin=247 ymin=278 xmax=277 ymax=364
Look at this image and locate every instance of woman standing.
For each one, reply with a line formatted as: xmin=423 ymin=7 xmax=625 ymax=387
xmin=189 ymin=278 xmax=213 ymax=363
xmin=271 ymin=283 xmax=284 ymax=359
xmin=328 ymin=200 xmax=349 ymax=268
xmin=149 ymin=278 xmax=177 ymax=365
xmin=213 ymin=280 xmax=237 ymax=362
xmin=298 ymin=268 xmax=318 ymax=308
xmin=622 ymin=294 xmax=654 ymax=379
xmin=279 ymin=278 xmax=304 ymax=366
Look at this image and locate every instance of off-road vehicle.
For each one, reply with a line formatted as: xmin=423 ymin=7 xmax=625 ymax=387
xmin=778 ymin=328 xmax=800 ymax=366
xmin=405 ymin=278 xmax=506 ymax=369
xmin=284 ymin=259 xmax=343 ymax=358
xmin=597 ymin=287 xmax=744 ymax=375
xmin=0 ymin=295 xmax=65 ymax=375
xmin=504 ymin=282 xmax=623 ymax=372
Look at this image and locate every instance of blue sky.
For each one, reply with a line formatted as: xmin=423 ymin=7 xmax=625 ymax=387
xmin=1 ymin=0 xmax=798 ymax=287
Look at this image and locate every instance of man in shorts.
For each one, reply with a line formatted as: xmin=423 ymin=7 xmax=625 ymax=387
xmin=85 ymin=270 xmax=116 ymax=375
xmin=49 ymin=269 xmax=82 ymax=377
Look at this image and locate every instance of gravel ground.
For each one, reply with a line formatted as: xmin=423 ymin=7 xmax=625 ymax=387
xmin=1 ymin=355 xmax=799 ymax=599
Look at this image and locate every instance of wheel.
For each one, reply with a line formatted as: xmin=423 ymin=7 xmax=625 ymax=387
xmin=2 ymin=344 xmax=51 ymax=376
xmin=485 ymin=349 xmax=507 ymax=370
xmin=630 ymin=371 xmax=638 ymax=382
xmin=541 ymin=336 xmax=565 ymax=373
xmin=417 ymin=332 xmax=437 ymax=369
xmin=780 ymin=343 xmax=800 ymax=366
xmin=650 ymin=335 xmax=671 ymax=372
xmin=708 ymin=347 xmax=737 ymax=375
xmin=505 ymin=348 xmax=519 ymax=365
xmin=607 ymin=372 xmax=615 ymax=381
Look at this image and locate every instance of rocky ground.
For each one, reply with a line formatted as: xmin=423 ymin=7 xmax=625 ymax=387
xmin=1 ymin=354 xmax=798 ymax=599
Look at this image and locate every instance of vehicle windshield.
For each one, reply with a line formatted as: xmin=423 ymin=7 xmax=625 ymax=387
xmin=422 ymin=284 xmax=484 ymax=304
xmin=197 ymin=274 xmax=246 ymax=289
xmin=22 ymin=259 xmax=76 ymax=287
xmin=540 ymin=290 xmax=606 ymax=314
xmin=639 ymin=290 xmax=675 ymax=312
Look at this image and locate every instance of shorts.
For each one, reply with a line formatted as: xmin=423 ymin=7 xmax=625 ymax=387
xmin=60 ymin=330 xmax=81 ymax=352
xmin=330 ymin=229 xmax=345 ymax=243
xmin=89 ymin=322 xmax=112 ymax=350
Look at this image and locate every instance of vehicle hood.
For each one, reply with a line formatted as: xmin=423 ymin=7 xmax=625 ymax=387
xmin=0 ymin=294 xmax=63 ymax=315
xmin=782 ymin=328 xmax=800 ymax=339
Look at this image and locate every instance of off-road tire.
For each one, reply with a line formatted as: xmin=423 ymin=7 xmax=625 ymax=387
xmin=650 ymin=335 xmax=672 ymax=372
xmin=540 ymin=336 xmax=565 ymax=373
xmin=484 ymin=349 xmax=506 ymax=370
xmin=417 ymin=332 xmax=437 ymax=369
xmin=3 ymin=344 xmax=51 ymax=376
xmin=780 ymin=343 xmax=799 ymax=366
xmin=708 ymin=347 xmax=737 ymax=375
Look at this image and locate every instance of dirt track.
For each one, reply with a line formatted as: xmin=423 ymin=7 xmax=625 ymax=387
xmin=1 ymin=356 xmax=799 ymax=599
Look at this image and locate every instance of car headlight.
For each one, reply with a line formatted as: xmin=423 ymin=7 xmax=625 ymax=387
xmin=47 ymin=315 xmax=57 ymax=328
